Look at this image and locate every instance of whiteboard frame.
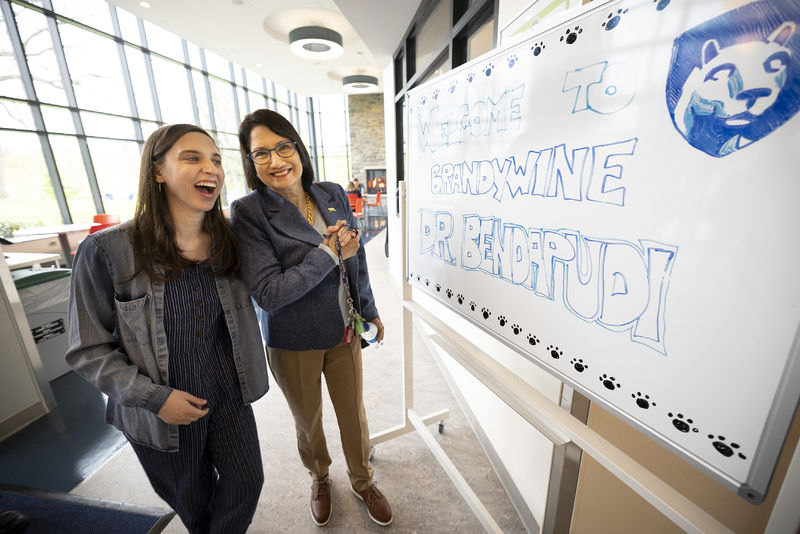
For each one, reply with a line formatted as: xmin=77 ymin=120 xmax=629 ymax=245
xmin=404 ymin=0 xmax=800 ymax=503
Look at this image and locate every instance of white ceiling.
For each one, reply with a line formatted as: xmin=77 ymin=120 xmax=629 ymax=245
xmin=107 ymin=0 xmax=422 ymax=96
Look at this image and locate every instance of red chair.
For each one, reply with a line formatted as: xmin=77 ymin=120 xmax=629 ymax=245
xmin=352 ymin=197 xmax=364 ymax=223
xmin=365 ymin=190 xmax=383 ymax=215
xmin=90 ymin=213 xmax=121 ymax=234
xmin=346 ymin=191 xmax=360 ymax=211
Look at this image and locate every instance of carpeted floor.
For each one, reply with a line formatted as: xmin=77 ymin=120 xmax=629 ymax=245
xmin=70 ymin=229 xmax=527 ymax=533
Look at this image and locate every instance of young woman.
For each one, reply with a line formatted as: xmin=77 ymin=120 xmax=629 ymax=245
xmin=66 ymin=124 xmax=268 ymax=534
xmin=230 ymin=109 xmax=392 ymax=527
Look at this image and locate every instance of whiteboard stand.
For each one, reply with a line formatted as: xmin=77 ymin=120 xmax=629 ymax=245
xmin=398 ymin=182 xmax=734 ymax=533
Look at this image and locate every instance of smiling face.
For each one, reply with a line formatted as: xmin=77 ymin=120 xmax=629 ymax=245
xmin=248 ymin=125 xmax=303 ymax=196
xmin=155 ymin=131 xmax=224 ymax=220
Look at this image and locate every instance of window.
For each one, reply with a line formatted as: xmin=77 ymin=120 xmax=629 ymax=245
xmin=13 ymin=6 xmax=67 ymax=106
xmin=1 ymin=2 xmax=323 ymax=227
xmin=415 ymin=0 xmax=451 ymax=73
xmin=49 ymin=134 xmax=93 ymax=222
xmin=51 ymin=0 xmax=114 ymax=34
xmin=150 ymin=55 xmax=194 ymax=124
xmin=87 ymin=138 xmax=140 ymax=219
xmin=59 ymin=23 xmax=130 ymax=114
xmin=467 ymin=16 xmax=493 ymax=60
xmin=0 ymin=130 xmax=61 ymax=227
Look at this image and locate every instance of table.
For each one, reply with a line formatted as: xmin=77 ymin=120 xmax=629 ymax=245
xmin=14 ymin=223 xmax=98 ymax=267
xmin=3 ymin=252 xmax=62 ymax=270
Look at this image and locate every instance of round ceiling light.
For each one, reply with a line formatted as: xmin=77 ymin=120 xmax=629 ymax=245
xmin=289 ymin=26 xmax=343 ymax=60
xmin=342 ymin=75 xmax=379 ymax=93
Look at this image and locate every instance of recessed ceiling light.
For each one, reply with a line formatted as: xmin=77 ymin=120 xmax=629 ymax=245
xmin=255 ymin=62 xmax=263 ymax=68
xmin=139 ymin=1 xmax=151 ymax=8
xmin=288 ymin=26 xmax=343 ymax=60
xmin=342 ymin=75 xmax=379 ymax=93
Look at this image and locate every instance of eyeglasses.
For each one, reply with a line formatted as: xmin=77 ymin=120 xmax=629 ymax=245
xmin=247 ymin=141 xmax=297 ymax=165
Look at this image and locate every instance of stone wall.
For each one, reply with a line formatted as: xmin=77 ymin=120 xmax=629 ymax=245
xmin=347 ymin=93 xmax=385 ymax=187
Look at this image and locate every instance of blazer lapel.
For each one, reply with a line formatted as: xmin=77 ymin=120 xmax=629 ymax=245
xmin=260 ymin=188 xmax=322 ymax=246
xmin=309 ymin=184 xmax=342 ymax=228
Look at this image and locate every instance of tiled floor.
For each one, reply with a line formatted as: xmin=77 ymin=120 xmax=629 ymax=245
xmin=0 ymin=371 xmax=127 ymax=492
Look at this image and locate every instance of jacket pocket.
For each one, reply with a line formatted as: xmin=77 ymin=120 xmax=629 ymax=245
xmin=114 ymin=293 xmax=150 ymax=345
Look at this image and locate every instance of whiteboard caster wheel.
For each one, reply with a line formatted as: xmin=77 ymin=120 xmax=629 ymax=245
xmin=369 ymin=445 xmax=375 ymax=462
xmin=438 ymin=421 xmax=445 ymax=434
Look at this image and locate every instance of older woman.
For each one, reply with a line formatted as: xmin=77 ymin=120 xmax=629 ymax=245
xmin=230 ymin=109 xmax=392 ymax=527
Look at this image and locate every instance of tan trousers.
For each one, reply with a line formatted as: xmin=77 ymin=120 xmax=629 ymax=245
xmin=267 ymin=339 xmax=373 ymax=491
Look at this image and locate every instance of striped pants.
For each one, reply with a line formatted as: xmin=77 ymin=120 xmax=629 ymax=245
xmin=130 ymin=404 xmax=263 ymax=534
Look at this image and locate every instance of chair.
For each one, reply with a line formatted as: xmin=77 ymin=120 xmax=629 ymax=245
xmin=346 ymin=191 xmax=360 ymax=211
xmin=365 ymin=190 xmax=383 ymax=215
xmin=352 ymin=197 xmax=364 ymax=225
xmin=89 ymin=213 xmax=121 ymax=234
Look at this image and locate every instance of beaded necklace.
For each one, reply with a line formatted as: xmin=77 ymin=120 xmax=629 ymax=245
xmin=304 ymin=192 xmax=313 ymax=224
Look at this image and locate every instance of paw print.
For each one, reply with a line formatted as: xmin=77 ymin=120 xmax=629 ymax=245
xmin=599 ymin=374 xmax=620 ymax=390
xmin=421 ymin=96 xmax=427 ymax=105
xmin=546 ymin=345 xmax=562 ymax=359
xmin=632 ymin=392 xmax=655 ymax=409
xmin=708 ymin=435 xmax=747 ymax=459
xmin=527 ymin=334 xmax=539 ymax=346
xmin=448 ymin=81 xmax=457 ymax=94
xmin=466 ymin=72 xmax=475 ymax=83
xmin=482 ymin=63 xmax=494 ymax=77
xmin=653 ymin=0 xmax=670 ymax=10
xmin=507 ymin=54 xmax=518 ymax=68
xmin=531 ymin=41 xmax=545 ymax=56
xmin=433 ymin=88 xmax=440 ymax=100
xmin=560 ymin=26 xmax=582 ymax=44
xmin=469 ymin=301 xmax=476 ymax=311
xmin=602 ymin=8 xmax=628 ymax=31
xmin=481 ymin=307 xmax=491 ymax=319
xmin=497 ymin=315 xmax=507 ymax=327
xmin=570 ymin=358 xmax=588 ymax=372
xmin=668 ymin=412 xmax=698 ymax=433
xmin=435 ymin=283 xmax=441 ymax=292
xmin=511 ymin=323 xmax=521 ymax=335
xmin=424 ymin=279 xmax=430 ymax=286
xmin=457 ymin=294 xmax=464 ymax=304
xmin=445 ymin=288 xmax=453 ymax=298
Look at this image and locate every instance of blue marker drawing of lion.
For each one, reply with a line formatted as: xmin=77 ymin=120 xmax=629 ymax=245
xmin=666 ymin=0 xmax=800 ymax=157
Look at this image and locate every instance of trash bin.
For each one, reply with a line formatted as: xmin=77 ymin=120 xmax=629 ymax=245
xmin=12 ymin=268 xmax=72 ymax=382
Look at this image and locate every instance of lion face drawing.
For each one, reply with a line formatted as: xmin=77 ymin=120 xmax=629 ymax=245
xmin=666 ymin=1 xmax=800 ymax=157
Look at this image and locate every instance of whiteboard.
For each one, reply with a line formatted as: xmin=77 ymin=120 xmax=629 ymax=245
xmin=406 ymin=0 xmax=800 ymax=503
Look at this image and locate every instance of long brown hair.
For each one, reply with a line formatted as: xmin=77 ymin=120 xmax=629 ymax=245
xmin=239 ymin=109 xmax=315 ymax=192
xmin=131 ymin=124 xmax=238 ymax=281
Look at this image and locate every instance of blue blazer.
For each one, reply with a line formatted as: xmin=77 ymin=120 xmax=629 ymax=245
xmin=230 ymin=181 xmax=379 ymax=351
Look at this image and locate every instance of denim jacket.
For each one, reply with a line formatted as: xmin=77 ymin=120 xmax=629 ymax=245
xmin=66 ymin=222 xmax=268 ymax=451
xmin=231 ymin=181 xmax=378 ymax=351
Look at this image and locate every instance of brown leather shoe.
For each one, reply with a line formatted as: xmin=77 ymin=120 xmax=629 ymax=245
xmin=350 ymin=483 xmax=392 ymax=526
xmin=310 ymin=475 xmax=332 ymax=526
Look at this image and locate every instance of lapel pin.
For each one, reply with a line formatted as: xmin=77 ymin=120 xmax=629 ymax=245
xmin=328 ymin=207 xmax=336 ymax=212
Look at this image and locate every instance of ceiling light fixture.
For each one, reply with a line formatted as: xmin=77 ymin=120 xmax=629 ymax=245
xmin=289 ymin=26 xmax=343 ymax=60
xmin=139 ymin=1 xmax=151 ymax=7
xmin=342 ymin=75 xmax=379 ymax=93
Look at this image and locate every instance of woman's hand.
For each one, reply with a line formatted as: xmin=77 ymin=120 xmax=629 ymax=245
xmin=369 ymin=317 xmax=385 ymax=344
xmin=325 ymin=220 xmax=360 ymax=260
xmin=157 ymin=389 xmax=209 ymax=425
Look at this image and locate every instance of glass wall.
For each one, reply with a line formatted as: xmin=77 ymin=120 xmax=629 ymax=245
xmin=0 ymin=0 xmax=343 ymax=232
xmin=311 ymin=94 xmax=350 ymax=186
